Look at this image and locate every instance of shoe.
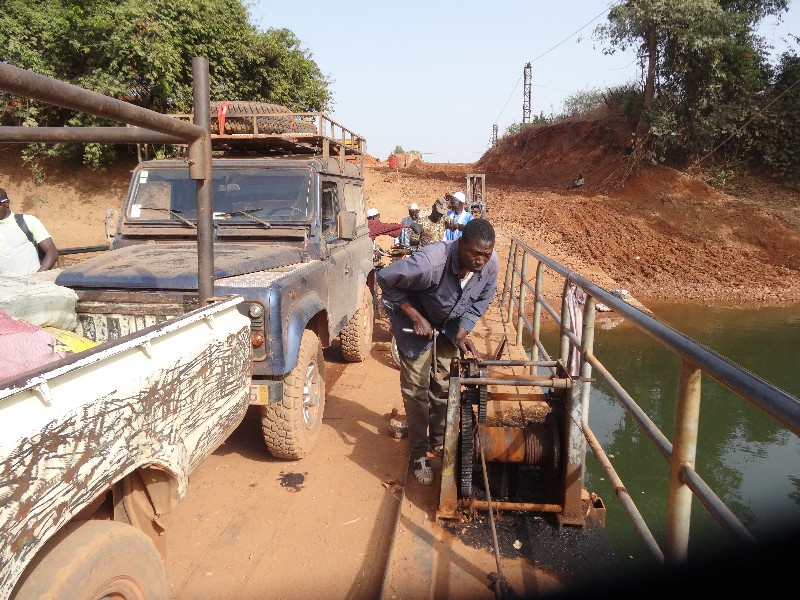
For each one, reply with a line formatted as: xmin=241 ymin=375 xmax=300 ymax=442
xmin=413 ymin=457 xmax=433 ymax=485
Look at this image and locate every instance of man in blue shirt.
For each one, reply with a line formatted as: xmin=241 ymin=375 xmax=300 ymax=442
xmin=377 ymin=219 xmax=498 ymax=485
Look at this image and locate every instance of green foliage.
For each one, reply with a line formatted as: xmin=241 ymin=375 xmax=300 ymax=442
xmin=595 ymin=0 xmax=794 ymax=180
xmin=561 ymin=87 xmax=606 ymax=119
xmin=504 ymin=123 xmax=521 ymax=136
xmin=393 ymin=145 xmax=405 ymax=154
xmin=0 ymin=0 xmax=332 ymax=170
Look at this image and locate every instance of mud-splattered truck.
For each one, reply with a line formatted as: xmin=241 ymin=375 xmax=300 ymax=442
xmin=56 ymin=107 xmax=375 ymax=460
xmin=0 ymin=296 xmax=252 ymax=599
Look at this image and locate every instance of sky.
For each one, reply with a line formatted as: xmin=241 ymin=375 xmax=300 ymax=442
xmin=250 ymin=1 xmax=799 ymax=163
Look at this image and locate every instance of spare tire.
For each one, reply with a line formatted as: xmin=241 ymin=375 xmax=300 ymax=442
xmin=211 ymin=101 xmax=292 ymax=134
xmin=294 ymin=119 xmax=317 ymax=134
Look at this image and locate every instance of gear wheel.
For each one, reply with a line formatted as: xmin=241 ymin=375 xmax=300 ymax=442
xmin=460 ymin=403 xmax=475 ymax=498
xmin=477 ymin=382 xmax=488 ymax=423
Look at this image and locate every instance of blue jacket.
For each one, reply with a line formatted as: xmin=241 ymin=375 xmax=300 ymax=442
xmin=377 ymin=240 xmax=498 ymax=358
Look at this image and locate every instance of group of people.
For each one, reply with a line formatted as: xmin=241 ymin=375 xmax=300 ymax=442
xmin=0 ymin=187 xmax=58 ymax=275
xmin=366 ymin=189 xmax=480 ymax=250
xmin=371 ymin=190 xmax=498 ymax=487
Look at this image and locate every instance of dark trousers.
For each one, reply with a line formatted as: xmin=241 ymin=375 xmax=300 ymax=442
xmin=398 ymin=335 xmax=459 ymax=461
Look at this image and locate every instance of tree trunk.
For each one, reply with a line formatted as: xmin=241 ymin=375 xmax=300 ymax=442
xmin=637 ymin=20 xmax=658 ymax=138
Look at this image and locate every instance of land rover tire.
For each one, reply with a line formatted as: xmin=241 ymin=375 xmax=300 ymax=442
xmin=261 ymin=329 xmax=325 ymax=459
xmin=211 ymin=101 xmax=292 ymax=135
xmin=13 ymin=520 xmax=167 ymax=600
xmin=340 ymin=285 xmax=374 ymax=362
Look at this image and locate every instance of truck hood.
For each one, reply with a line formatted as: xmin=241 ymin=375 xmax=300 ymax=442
xmin=56 ymin=243 xmax=304 ymax=290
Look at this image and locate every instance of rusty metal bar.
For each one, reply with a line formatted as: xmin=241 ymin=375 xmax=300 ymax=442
xmin=465 ymin=499 xmax=563 ymax=513
xmin=459 ymin=377 xmax=572 ymax=388
xmin=437 ymin=374 xmax=463 ymax=519
xmin=0 ymin=126 xmax=183 ymax=144
xmin=478 ymin=360 xmax=558 ymax=367
xmin=583 ymin=423 xmax=665 ymax=562
xmin=506 ymin=243 xmax=517 ymax=323
xmin=678 ymin=464 xmax=757 ymax=546
xmin=516 ymin=252 xmax=528 ymax=346
xmin=531 ymin=262 xmax=545 ymax=365
xmin=666 ymin=361 xmax=702 ymax=563
xmin=0 ymin=62 xmax=204 ymax=140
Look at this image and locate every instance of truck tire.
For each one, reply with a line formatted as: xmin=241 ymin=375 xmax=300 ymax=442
xmin=261 ymin=329 xmax=325 ymax=459
xmin=211 ymin=101 xmax=292 ymax=135
xmin=340 ymin=285 xmax=374 ymax=362
xmin=13 ymin=520 xmax=167 ymax=600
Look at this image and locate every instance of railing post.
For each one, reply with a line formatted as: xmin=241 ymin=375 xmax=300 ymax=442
xmin=558 ymin=279 xmax=572 ymax=368
xmin=531 ymin=262 xmax=544 ymax=367
xmin=666 ymin=360 xmax=702 ymax=563
xmin=189 ymin=57 xmax=214 ymax=306
xmin=516 ymin=252 xmax=528 ymax=347
xmin=506 ymin=243 xmax=518 ymax=324
xmin=501 ymin=239 xmax=516 ymax=312
xmin=579 ymin=295 xmax=596 ymax=425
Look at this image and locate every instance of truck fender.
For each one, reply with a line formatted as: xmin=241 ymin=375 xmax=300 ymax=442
xmin=283 ymin=292 xmax=326 ymax=373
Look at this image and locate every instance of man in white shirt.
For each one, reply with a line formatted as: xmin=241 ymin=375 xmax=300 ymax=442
xmin=0 ymin=188 xmax=59 ymax=275
xmin=444 ymin=191 xmax=473 ymax=241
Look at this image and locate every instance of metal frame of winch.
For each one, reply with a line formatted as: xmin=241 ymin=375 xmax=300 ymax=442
xmin=437 ymin=354 xmax=591 ymax=527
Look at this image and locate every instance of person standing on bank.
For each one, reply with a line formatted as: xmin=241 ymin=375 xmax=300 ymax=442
xmin=377 ymin=218 xmax=498 ymax=485
xmin=0 ymin=188 xmax=58 ymax=275
xmin=444 ymin=191 xmax=473 ymax=241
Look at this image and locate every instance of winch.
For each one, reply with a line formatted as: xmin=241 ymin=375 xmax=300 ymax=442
xmin=437 ymin=355 xmax=593 ymax=527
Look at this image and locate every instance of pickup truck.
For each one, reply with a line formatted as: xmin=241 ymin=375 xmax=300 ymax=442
xmin=55 ymin=111 xmax=375 ymax=459
xmin=0 ymin=296 xmax=252 ymax=599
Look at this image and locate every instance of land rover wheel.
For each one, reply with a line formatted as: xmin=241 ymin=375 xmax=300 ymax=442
xmin=261 ymin=329 xmax=325 ymax=459
xmin=211 ymin=101 xmax=292 ymax=135
xmin=340 ymin=285 xmax=374 ymax=362
xmin=13 ymin=520 xmax=167 ymax=600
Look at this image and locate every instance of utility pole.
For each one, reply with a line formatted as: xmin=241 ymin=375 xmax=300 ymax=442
xmin=492 ymin=123 xmax=498 ymax=146
xmin=522 ymin=62 xmax=532 ymax=124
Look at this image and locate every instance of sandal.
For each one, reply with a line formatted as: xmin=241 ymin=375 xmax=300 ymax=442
xmin=413 ymin=457 xmax=433 ymax=485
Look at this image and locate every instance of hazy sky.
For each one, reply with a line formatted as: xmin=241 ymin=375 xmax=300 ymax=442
xmin=251 ymin=1 xmax=798 ymax=163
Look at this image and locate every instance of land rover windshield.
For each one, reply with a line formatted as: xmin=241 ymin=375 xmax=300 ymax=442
xmin=127 ymin=165 xmax=314 ymax=224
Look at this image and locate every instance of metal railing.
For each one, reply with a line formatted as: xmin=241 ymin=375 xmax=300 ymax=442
xmin=499 ymin=236 xmax=800 ymax=564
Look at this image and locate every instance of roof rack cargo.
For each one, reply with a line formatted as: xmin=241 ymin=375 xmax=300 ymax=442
xmin=163 ymin=109 xmax=366 ymax=172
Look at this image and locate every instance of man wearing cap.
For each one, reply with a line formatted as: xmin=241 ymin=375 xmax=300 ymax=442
xmin=0 ymin=188 xmax=58 ymax=275
xmin=417 ymin=197 xmax=453 ymax=247
xmin=444 ymin=191 xmax=473 ymax=241
xmin=366 ymin=207 xmax=407 ymax=242
xmin=395 ymin=202 xmax=422 ymax=250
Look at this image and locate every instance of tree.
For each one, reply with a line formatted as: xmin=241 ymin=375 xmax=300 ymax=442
xmin=0 ymin=0 xmax=332 ymax=168
xmin=595 ymin=0 xmax=789 ymax=153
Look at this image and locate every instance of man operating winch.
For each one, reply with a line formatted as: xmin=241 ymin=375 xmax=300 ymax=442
xmin=376 ymin=218 xmax=498 ymax=486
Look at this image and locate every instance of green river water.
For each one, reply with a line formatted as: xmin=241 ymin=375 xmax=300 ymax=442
xmin=540 ymin=301 xmax=800 ymax=573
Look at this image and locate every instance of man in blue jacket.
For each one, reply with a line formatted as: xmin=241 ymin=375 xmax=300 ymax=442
xmin=377 ymin=218 xmax=498 ymax=485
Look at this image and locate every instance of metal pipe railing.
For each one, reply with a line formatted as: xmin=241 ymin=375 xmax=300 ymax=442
xmin=498 ymin=235 xmax=800 ymax=564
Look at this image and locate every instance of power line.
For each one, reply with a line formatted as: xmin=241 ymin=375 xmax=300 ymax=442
xmin=494 ymin=2 xmax=620 ymax=124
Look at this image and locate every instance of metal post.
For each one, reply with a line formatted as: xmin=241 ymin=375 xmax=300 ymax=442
xmin=501 ymin=239 xmax=515 ymax=313
xmin=558 ymin=280 xmax=572 ymax=368
xmin=506 ymin=244 xmax=518 ymax=324
xmin=666 ymin=361 xmax=703 ymax=563
xmin=189 ymin=57 xmax=214 ymax=305
xmin=516 ymin=252 xmax=528 ymax=346
xmin=579 ymin=295 xmax=596 ymax=426
xmin=531 ymin=262 xmax=544 ymax=367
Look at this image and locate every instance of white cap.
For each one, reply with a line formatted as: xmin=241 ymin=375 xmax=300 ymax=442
xmin=409 ymin=203 xmax=419 ymax=210
xmin=366 ymin=208 xmax=379 ymax=217
xmin=452 ymin=191 xmax=466 ymax=204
